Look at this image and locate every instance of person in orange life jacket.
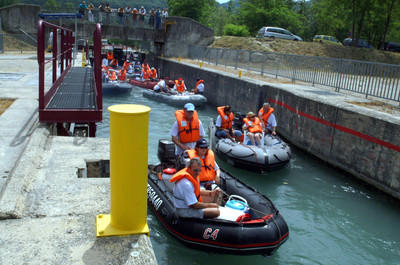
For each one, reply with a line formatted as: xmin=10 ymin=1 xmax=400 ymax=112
xmin=118 ymin=69 xmax=126 ymax=81
xmin=215 ymin=105 xmax=242 ymax=142
xmin=150 ymin=67 xmax=157 ymax=80
xmin=169 ymin=103 xmax=205 ymax=157
xmin=243 ymin=112 xmax=263 ymax=146
xmin=110 ymin=59 xmax=118 ymax=69
xmin=170 ymin=157 xmax=220 ymax=218
xmin=258 ymin=103 xmax=277 ymax=136
xmin=173 ymin=78 xmax=186 ymax=94
xmin=184 ymin=138 xmax=221 ymax=188
xmin=142 ymin=60 xmax=150 ymax=72
xmin=192 ymin=78 xmax=204 ymax=94
xmin=141 ymin=67 xmax=151 ymax=80
xmin=153 ymin=77 xmax=170 ymax=93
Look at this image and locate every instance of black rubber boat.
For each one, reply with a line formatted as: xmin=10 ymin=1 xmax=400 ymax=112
xmin=146 ymin=140 xmax=289 ymax=256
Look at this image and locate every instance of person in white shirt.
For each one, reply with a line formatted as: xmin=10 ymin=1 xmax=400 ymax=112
xmin=171 ymin=158 xmax=220 ymax=218
xmin=169 ymin=103 xmax=205 ymax=157
xmin=102 ymin=57 xmax=108 ymax=66
xmin=153 ymin=77 xmax=170 ymax=93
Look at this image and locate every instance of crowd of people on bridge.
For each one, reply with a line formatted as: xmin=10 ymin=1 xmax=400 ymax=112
xmin=78 ymin=1 xmax=168 ymax=28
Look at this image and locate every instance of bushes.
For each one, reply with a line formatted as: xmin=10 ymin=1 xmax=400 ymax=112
xmin=224 ymin=24 xmax=250 ymax=37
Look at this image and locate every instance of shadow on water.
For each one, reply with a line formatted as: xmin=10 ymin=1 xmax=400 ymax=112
xmin=98 ymin=87 xmax=400 ymax=264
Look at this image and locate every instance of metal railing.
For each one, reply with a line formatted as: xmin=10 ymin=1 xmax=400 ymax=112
xmin=188 ymin=45 xmax=400 ymax=103
xmin=37 ymin=20 xmax=74 ymax=110
xmin=41 ymin=8 xmax=165 ymax=29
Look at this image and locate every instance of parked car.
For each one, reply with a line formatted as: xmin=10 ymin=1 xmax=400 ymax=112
xmin=313 ymin=35 xmax=342 ymax=45
xmin=342 ymin=38 xmax=373 ymax=49
xmin=384 ymin=42 xmax=400 ymax=52
xmin=256 ymin=26 xmax=302 ymax=41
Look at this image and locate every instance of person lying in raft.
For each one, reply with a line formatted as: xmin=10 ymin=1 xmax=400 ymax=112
xmin=242 ymin=112 xmax=263 ymax=146
xmin=170 ymin=157 xmax=220 ymax=218
xmin=215 ymin=105 xmax=242 ymax=143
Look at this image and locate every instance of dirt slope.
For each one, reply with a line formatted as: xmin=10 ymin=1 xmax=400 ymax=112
xmin=211 ymin=36 xmax=400 ymax=65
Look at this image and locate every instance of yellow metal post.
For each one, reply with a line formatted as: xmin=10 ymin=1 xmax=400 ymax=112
xmin=96 ymin=104 xmax=151 ymax=237
xmin=239 ymin=70 xmax=242 ymax=78
xmin=178 ymin=57 xmax=181 ymax=62
xmin=200 ymin=62 xmax=203 ymax=68
xmin=82 ymin=48 xmax=85 ymax=67
xmin=161 ymin=53 xmax=164 ymax=58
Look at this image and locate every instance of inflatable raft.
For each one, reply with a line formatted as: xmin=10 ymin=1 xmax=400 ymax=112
xmin=142 ymin=89 xmax=207 ymax=107
xmin=102 ymin=81 xmax=132 ymax=94
xmin=209 ymin=121 xmax=291 ymax=172
xmin=147 ymin=140 xmax=289 ymax=255
xmin=128 ymin=78 xmax=175 ymax=90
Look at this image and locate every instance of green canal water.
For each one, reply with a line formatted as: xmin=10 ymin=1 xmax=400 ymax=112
xmin=97 ymin=87 xmax=400 ymax=265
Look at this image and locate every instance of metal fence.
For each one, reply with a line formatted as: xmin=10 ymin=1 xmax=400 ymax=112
xmin=188 ymin=45 xmax=400 ymax=102
xmin=41 ymin=8 xmax=165 ymax=29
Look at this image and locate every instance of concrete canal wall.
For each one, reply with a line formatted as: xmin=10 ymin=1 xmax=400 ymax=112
xmin=153 ymin=57 xmax=400 ymax=200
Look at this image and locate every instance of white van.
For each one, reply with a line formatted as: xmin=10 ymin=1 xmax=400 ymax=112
xmin=257 ymin=27 xmax=302 ymax=41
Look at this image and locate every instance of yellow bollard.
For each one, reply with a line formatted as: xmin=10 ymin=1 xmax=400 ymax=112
xmin=239 ymin=70 xmax=242 ymax=78
xmin=161 ymin=53 xmax=164 ymax=58
xmin=200 ymin=62 xmax=203 ymax=68
xmin=178 ymin=57 xmax=181 ymax=62
xmin=82 ymin=48 xmax=85 ymax=67
xmin=96 ymin=104 xmax=151 ymax=237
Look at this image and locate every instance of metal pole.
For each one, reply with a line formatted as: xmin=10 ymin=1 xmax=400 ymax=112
xmin=97 ymin=104 xmax=151 ymax=237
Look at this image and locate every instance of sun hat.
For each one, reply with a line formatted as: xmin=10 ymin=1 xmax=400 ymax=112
xmin=247 ymin=111 xmax=255 ymax=117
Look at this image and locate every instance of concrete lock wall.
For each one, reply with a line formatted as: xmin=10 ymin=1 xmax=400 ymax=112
xmin=0 ymin=4 xmax=41 ymax=34
xmin=162 ymin=16 xmax=214 ymax=58
xmin=154 ymin=57 xmax=400 ymax=200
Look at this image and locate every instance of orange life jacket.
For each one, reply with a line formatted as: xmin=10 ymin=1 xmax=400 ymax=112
xmin=118 ymin=69 xmax=126 ymax=80
xmin=110 ymin=59 xmax=118 ymax=67
xmin=107 ymin=52 xmax=113 ymax=60
xmin=175 ymin=110 xmax=200 ymax=143
xmin=217 ymin=106 xmax=234 ymax=129
xmin=243 ymin=117 xmax=263 ymax=133
xmin=123 ymin=61 xmax=131 ymax=70
xmin=195 ymin=79 xmax=204 ymax=90
xmin=258 ymin=107 xmax=274 ymax=126
xmin=175 ymin=80 xmax=185 ymax=93
xmin=142 ymin=68 xmax=150 ymax=79
xmin=108 ymin=70 xmax=116 ymax=81
xmin=142 ymin=63 xmax=149 ymax=72
xmin=169 ymin=168 xmax=202 ymax=203
xmin=187 ymin=149 xmax=216 ymax=182
xmin=150 ymin=69 xmax=157 ymax=79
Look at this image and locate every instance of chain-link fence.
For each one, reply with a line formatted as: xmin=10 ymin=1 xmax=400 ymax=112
xmin=188 ymin=45 xmax=400 ymax=102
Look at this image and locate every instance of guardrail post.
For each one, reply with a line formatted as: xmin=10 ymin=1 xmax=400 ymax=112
xmin=96 ymin=104 xmax=151 ymax=237
xmin=292 ymin=55 xmax=297 ymax=82
xmin=247 ymin=51 xmax=251 ymax=71
xmin=335 ymin=59 xmax=343 ymax=92
xmin=216 ymin=48 xmax=219 ymax=66
xmin=261 ymin=52 xmax=265 ymax=76
xmin=235 ymin=49 xmax=239 ymax=70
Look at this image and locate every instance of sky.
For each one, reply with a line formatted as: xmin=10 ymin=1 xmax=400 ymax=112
xmin=216 ymin=0 xmax=230 ymax=3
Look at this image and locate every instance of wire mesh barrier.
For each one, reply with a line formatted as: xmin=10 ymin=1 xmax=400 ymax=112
xmin=188 ymin=45 xmax=400 ymax=102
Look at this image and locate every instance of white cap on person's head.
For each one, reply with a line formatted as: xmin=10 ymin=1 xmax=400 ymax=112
xmin=184 ymin=103 xmax=195 ymax=112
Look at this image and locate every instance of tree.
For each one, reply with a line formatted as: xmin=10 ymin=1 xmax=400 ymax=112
xmin=212 ymin=6 xmax=229 ymax=35
xmin=167 ymin=0 xmax=217 ymax=26
xmin=0 ymin=0 xmax=18 ymax=8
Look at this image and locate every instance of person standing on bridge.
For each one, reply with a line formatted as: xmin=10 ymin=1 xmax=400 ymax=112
xmin=98 ymin=3 xmax=105 ymax=24
xmin=155 ymin=7 xmax=161 ymax=29
xmin=105 ymin=3 xmax=112 ymax=25
xmin=87 ymin=3 xmax=95 ymax=23
xmin=161 ymin=7 xmax=168 ymax=26
xmin=149 ymin=8 xmax=155 ymax=28
xmin=124 ymin=6 xmax=132 ymax=26
xmin=139 ymin=6 xmax=146 ymax=27
xmin=78 ymin=1 xmax=88 ymax=23
xmin=117 ymin=7 xmax=124 ymax=25
xmin=132 ymin=8 xmax=139 ymax=26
